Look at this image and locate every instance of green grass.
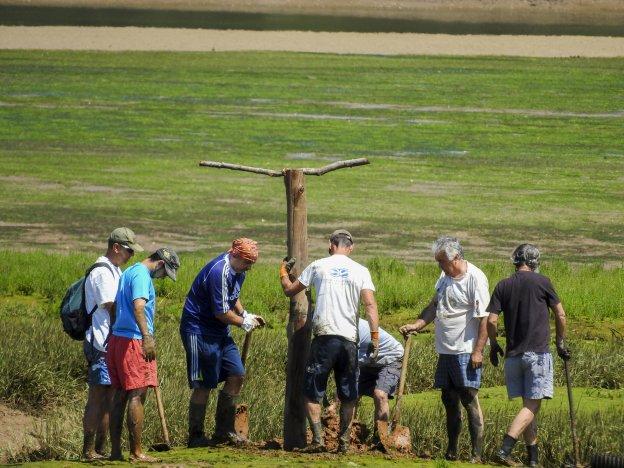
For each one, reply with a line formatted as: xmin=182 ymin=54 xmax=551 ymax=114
xmin=1 ymin=51 xmax=623 ymax=262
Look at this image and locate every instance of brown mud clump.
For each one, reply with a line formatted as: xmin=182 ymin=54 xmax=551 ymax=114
xmin=321 ymin=401 xmax=369 ymax=452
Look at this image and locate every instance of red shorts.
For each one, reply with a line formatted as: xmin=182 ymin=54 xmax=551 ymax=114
xmin=106 ymin=335 xmax=158 ymax=390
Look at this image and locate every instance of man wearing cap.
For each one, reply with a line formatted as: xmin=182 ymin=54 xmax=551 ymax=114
xmin=180 ymin=238 xmax=266 ymax=448
xmin=483 ymin=244 xmax=569 ymax=467
xmin=280 ymin=229 xmax=380 ymax=453
xmin=400 ymin=236 xmax=489 ymax=463
xmin=357 ymin=321 xmax=404 ymax=438
xmin=82 ymin=227 xmax=142 ymax=460
xmin=107 ymin=247 xmax=180 ymax=462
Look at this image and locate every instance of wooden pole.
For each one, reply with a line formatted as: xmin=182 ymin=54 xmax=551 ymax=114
xmin=282 ymin=169 xmax=313 ymax=450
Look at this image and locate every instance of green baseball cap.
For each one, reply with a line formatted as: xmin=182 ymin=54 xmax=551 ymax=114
xmin=155 ymin=247 xmax=180 ymax=281
xmin=109 ymin=227 xmax=144 ymax=252
xmin=330 ymin=229 xmax=353 ymax=243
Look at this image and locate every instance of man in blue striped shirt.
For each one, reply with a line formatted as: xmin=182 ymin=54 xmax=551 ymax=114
xmin=180 ymin=238 xmax=265 ymax=448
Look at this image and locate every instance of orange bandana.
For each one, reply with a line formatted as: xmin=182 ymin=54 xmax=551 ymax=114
xmin=228 ymin=238 xmax=259 ymax=263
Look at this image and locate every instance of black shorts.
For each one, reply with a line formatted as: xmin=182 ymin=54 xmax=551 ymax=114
xmin=303 ymin=335 xmax=358 ymax=403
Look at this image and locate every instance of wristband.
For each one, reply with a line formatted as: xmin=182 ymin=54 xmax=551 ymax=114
xmin=370 ymin=330 xmax=379 ymax=340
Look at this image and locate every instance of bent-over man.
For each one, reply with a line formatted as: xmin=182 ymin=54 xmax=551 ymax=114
xmin=485 ymin=244 xmax=569 ymax=467
xmin=357 ymin=321 xmax=404 ymax=434
xmin=280 ymin=229 xmax=380 ymax=453
xmin=181 ymin=238 xmax=265 ymax=447
xmin=107 ymin=247 xmax=180 ymax=462
xmin=82 ymin=227 xmax=141 ymax=460
xmin=400 ymin=236 xmax=489 ymax=463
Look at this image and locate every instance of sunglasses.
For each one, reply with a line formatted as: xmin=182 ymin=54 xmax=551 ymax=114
xmin=119 ymin=244 xmax=134 ymax=255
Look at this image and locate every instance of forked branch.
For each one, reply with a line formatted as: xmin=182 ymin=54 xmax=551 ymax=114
xmin=199 ymin=158 xmax=370 ymax=177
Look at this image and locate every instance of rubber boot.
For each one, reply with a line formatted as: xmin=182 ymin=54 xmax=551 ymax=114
xmin=300 ymin=420 xmax=326 ymax=453
xmin=441 ymin=389 xmax=461 ymax=461
xmin=187 ymin=402 xmax=210 ymax=448
xmin=494 ymin=434 xmax=521 ymax=467
xmin=460 ymin=389 xmax=484 ymax=463
xmin=337 ymin=416 xmax=351 ymax=454
xmin=527 ymin=444 xmax=539 ymax=467
xmin=212 ymin=390 xmax=247 ymax=446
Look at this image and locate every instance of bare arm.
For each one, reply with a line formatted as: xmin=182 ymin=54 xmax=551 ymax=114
xmin=132 ymin=298 xmax=149 ymax=337
xmin=215 ymin=309 xmax=245 ymax=327
xmin=233 ymin=299 xmax=245 ymax=316
xmin=486 ymin=313 xmax=499 ymax=343
xmin=551 ymin=302 xmax=567 ymax=344
xmin=361 ymin=289 xmax=379 ymax=332
xmin=400 ymin=295 xmax=437 ymax=337
xmin=280 ymin=277 xmax=307 ymax=298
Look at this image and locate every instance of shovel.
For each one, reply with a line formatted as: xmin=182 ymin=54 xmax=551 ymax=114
xmin=150 ymin=385 xmax=172 ymax=451
xmin=377 ymin=335 xmax=413 ymax=453
xmin=233 ymin=330 xmax=253 ymax=440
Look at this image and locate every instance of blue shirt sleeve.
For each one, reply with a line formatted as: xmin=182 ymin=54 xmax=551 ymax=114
xmin=206 ymin=263 xmax=229 ymax=315
xmin=131 ymin=268 xmax=151 ymax=302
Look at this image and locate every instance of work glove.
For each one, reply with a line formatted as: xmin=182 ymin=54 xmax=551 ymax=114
xmin=367 ymin=330 xmax=380 ymax=361
xmin=489 ymin=341 xmax=504 ymax=367
xmin=241 ymin=313 xmax=266 ymax=332
xmin=556 ymin=339 xmax=571 ymax=361
xmin=142 ymin=333 xmax=157 ymax=361
xmin=279 ymin=257 xmax=297 ymax=278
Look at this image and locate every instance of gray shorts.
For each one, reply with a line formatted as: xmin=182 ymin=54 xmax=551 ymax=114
xmin=504 ymin=352 xmax=553 ymax=400
xmin=358 ymin=360 xmax=402 ymax=399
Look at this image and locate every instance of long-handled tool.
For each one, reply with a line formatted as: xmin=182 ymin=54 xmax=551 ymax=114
xmin=377 ymin=334 xmax=413 ymax=453
xmin=234 ymin=331 xmax=253 ymax=440
xmin=150 ymin=386 xmax=172 ymax=451
xmin=563 ymin=359 xmax=582 ymax=468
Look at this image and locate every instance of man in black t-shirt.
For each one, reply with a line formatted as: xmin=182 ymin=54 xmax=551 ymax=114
xmin=482 ymin=244 xmax=570 ymax=467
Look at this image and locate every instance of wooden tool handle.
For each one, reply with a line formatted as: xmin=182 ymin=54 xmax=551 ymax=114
xmin=392 ymin=335 xmax=413 ymax=425
xmin=154 ymin=386 xmax=170 ymax=445
xmin=241 ymin=330 xmax=253 ymax=366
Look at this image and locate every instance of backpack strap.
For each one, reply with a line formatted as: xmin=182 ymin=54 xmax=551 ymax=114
xmin=84 ymin=261 xmax=117 ymax=315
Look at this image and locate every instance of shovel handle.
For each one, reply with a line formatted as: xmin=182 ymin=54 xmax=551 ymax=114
xmin=392 ymin=335 xmax=413 ymax=425
xmin=241 ymin=330 xmax=253 ymax=366
xmin=154 ymin=386 xmax=170 ymax=446
xmin=564 ymin=359 xmax=581 ymax=467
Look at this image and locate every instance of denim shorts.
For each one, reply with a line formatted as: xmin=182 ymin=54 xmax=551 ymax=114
xmin=504 ymin=352 xmax=553 ymax=400
xmin=434 ymin=353 xmax=482 ymax=389
xmin=181 ymin=333 xmax=245 ymax=389
xmin=358 ymin=360 xmax=402 ymax=399
xmin=304 ymin=335 xmax=358 ymax=403
xmin=83 ymin=339 xmax=111 ymax=386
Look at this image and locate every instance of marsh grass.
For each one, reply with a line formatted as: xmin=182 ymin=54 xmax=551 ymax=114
xmin=1 ymin=252 xmax=623 ymax=465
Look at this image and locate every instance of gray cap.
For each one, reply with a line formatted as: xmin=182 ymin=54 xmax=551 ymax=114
xmin=330 ymin=229 xmax=353 ymax=243
xmin=155 ymin=247 xmax=180 ymax=281
xmin=109 ymin=227 xmax=144 ymax=252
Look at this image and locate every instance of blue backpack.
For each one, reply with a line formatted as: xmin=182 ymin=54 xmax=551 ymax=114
xmin=60 ymin=262 xmax=114 ymax=341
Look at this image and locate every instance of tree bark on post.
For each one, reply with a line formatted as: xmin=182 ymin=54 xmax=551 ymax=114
xmin=282 ymin=169 xmax=313 ymax=450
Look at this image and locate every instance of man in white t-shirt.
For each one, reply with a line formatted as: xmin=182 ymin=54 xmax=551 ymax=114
xmin=400 ymin=236 xmax=489 ymax=463
xmin=280 ymin=229 xmax=380 ymax=453
xmin=81 ymin=227 xmax=142 ymax=460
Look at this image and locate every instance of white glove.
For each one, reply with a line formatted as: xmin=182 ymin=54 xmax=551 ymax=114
xmin=241 ymin=309 xmax=249 ymax=319
xmin=241 ymin=313 xmax=262 ymax=332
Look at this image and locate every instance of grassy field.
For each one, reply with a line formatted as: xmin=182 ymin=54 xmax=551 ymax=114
xmin=1 ymin=50 xmax=623 ymax=465
xmin=1 ymin=253 xmax=623 ymax=465
xmin=1 ymin=51 xmax=623 ymax=262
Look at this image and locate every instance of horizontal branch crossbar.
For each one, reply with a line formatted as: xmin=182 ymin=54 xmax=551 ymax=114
xmin=199 ymin=158 xmax=370 ymax=177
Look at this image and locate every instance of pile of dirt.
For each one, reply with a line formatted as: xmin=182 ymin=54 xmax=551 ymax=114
xmin=0 ymin=403 xmax=41 ymax=463
xmin=321 ymin=401 xmax=369 ymax=452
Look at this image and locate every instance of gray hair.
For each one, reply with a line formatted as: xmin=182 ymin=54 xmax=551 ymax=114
xmin=432 ymin=236 xmax=464 ymax=261
xmin=512 ymin=243 xmax=540 ymax=271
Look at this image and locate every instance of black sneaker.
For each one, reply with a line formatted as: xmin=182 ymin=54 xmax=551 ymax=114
xmin=188 ymin=435 xmax=211 ymax=448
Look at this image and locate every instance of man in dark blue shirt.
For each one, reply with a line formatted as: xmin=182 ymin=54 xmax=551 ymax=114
xmin=180 ymin=238 xmax=265 ymax=448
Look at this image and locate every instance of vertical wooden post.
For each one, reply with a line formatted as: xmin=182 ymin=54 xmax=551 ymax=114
xmin=282 ymin=169 xmax=313 ymax=450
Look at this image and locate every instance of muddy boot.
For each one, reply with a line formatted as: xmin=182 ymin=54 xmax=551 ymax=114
xmin=337 ymin=417 xmax=351 ymax=454
xmin=441 ymin=389 xmax=461 ymax=461
xmin=526 ymin=444 xmax=539 ymax=467
xmin=188 ymin=402 xmax=210 ymax=448
xmin=212 ymin=390 xmax=248 ymax=446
